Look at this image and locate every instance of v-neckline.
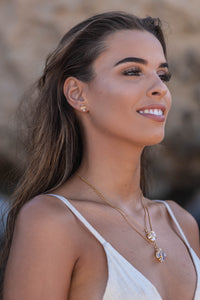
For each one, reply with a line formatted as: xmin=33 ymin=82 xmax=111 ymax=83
xmin=103 ymin=241 xmax=163 ymax=299
xmin=102 ymin=241 xmax=199 ymax=300
xmin=47 ymin=194 xmax=199 ymax=300
xmin=101 ymin=225 xmax=199 ymax=300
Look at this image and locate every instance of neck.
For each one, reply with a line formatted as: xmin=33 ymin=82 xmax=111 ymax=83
xmin=77 ymin=134 xmax=145 ymax=210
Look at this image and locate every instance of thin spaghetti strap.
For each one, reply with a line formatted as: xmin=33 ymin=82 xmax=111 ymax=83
xmin=154 ymin=200 xmax=191 ymax=248
xmin=47 ymin=194 xmax=107 ymax=246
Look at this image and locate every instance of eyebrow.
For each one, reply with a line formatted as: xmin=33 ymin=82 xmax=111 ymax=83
xmin=114 ymin=57 xmax=168 ymax=69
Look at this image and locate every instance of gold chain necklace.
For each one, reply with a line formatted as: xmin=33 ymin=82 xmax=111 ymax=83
xmin=77 ymin=173 xmax=166 ymax=262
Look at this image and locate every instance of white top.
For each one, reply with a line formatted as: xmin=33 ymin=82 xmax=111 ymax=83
xmin=47 ymin=194 xmax=200 ymax=300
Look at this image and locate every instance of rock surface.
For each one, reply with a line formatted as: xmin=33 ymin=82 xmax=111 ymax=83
xmin=0 ymin=0 xmax=199 ymax=208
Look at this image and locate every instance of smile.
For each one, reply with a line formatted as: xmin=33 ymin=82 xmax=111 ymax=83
xmin=136 ymin=105 xmax=166 ymax=122
xmin=138 ymin=109 xmax=163 ymax=116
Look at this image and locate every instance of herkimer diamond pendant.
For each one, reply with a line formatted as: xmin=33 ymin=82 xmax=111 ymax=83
xmin=155 ymin=248 xmax=166 ymax=262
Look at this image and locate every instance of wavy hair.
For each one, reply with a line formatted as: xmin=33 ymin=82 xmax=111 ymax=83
xmin=0 ymin=11 xmax=167 ymax=296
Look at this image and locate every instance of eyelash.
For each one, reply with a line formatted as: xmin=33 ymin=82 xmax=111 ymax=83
xmin=122 ymin=68 xmax=172 ymax=82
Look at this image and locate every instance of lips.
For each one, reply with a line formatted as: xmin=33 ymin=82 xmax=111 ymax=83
xmin=136 ymin=104 xmax=166 ymax=122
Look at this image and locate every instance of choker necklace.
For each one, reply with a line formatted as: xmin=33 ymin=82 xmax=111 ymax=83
xmin=77 ymin=173 xmax=166 ymax=263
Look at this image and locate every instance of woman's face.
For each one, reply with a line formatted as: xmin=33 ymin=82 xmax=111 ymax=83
xmin=83 ymin=29 xmax=172 ymax=146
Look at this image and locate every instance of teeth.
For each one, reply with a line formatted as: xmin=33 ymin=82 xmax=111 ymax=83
xmin=139 ymin=109 xmax=163 ymax=116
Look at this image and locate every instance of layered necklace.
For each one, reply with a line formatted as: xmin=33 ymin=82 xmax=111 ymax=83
xmin=77 ymin=173 xmax=166 ymax=263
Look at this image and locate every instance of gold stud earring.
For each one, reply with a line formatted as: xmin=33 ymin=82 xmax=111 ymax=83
xmin=80 ymin=104 xmax=88 ymax=112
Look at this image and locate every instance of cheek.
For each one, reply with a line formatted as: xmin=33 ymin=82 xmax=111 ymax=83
xmin=163 ymin=90 xmax=172 ymax=119
xmin=87 ymin=79 xmax=145 ymax=140
xmin=88 ymin=77 xmax=142 ymax=115
xmin=168 ymin=91 xmax=172 ymax=110
xmin=86 ymin=78 xmax=169 ymax=146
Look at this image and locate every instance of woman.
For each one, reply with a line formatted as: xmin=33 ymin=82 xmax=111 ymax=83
xmin=1 ymin=11 xmax=200 ymax=300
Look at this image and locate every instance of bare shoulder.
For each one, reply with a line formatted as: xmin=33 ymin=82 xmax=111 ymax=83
xmin=3 ymin=194 xmax=82 ymax=300
xmin=166 ymin=200 xmax=200 ymax=257
xmin=17 ymin=193 xmax=76 ymax=225
xmin=15 ymin=194 xmax=82 ymax=248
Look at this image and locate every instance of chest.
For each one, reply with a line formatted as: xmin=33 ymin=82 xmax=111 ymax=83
xmin=70 ymin=217 xmax=197 ymax=300
xmin=68 ymin=200 xmax=197 ymax=300
xmin=106 ymin=217 xmax=197 ymax=299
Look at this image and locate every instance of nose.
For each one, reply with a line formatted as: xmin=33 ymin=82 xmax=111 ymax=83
xmin=146 ymin=77 xmax=168 ymax=100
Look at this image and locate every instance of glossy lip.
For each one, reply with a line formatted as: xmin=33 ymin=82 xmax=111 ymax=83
xmin=136 ymin=104 xmax=167 ymax=122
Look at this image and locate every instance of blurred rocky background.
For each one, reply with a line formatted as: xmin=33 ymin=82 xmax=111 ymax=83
xmin=0 ymin=0 xmax=200 ymax=235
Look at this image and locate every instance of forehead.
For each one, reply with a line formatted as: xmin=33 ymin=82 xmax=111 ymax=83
xmin=93 ymin=29 xmax=166 ymax=69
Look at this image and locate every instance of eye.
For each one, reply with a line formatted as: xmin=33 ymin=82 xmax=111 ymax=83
xmin=122 ymin=67 xmax=142 ymax=76
xmin=158 ymin=72 xmax=172 ymax=82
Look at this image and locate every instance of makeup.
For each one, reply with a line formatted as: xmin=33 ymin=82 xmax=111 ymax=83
xmin=137 ymin=104 xmax=166 ymax=122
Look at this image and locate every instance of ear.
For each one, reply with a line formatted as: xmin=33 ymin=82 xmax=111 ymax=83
xmin=63 ymin=77 xmax=88 ymax=112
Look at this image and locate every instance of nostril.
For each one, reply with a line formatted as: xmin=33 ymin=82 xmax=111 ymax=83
xmin=152 ymin=91 xmax=159 ymax=95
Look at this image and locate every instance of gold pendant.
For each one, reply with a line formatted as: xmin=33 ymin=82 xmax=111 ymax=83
xmin=146 ymin=230 xmax=157 ymax=242
xmin=155 ymin=248 xmax=166 ymax=262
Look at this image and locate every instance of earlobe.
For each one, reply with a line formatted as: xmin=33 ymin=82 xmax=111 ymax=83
xmin=63 ymin=77 xmax=88 ymax=112
xmin=80 ymin=104 xmax=88 ymax=112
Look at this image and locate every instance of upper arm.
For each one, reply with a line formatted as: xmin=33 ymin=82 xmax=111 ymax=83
xmin=3 ymin=195 xmax=80 ymax=300
xmin=166 ymin=200 xmax=200 ymax=258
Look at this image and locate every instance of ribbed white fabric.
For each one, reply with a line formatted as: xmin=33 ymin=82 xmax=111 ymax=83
xmin=47 ymin=194 xmax=200 ymax=300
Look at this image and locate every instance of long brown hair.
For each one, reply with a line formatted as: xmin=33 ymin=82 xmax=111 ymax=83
xmin=0 ymin=11 xmax=167 ymax=293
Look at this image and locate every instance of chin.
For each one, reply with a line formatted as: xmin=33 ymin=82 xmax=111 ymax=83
xmin=139 ymin=130 xmax=165 ymax=146
xmin=146 ymin=135 xmax=165 ymax=146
